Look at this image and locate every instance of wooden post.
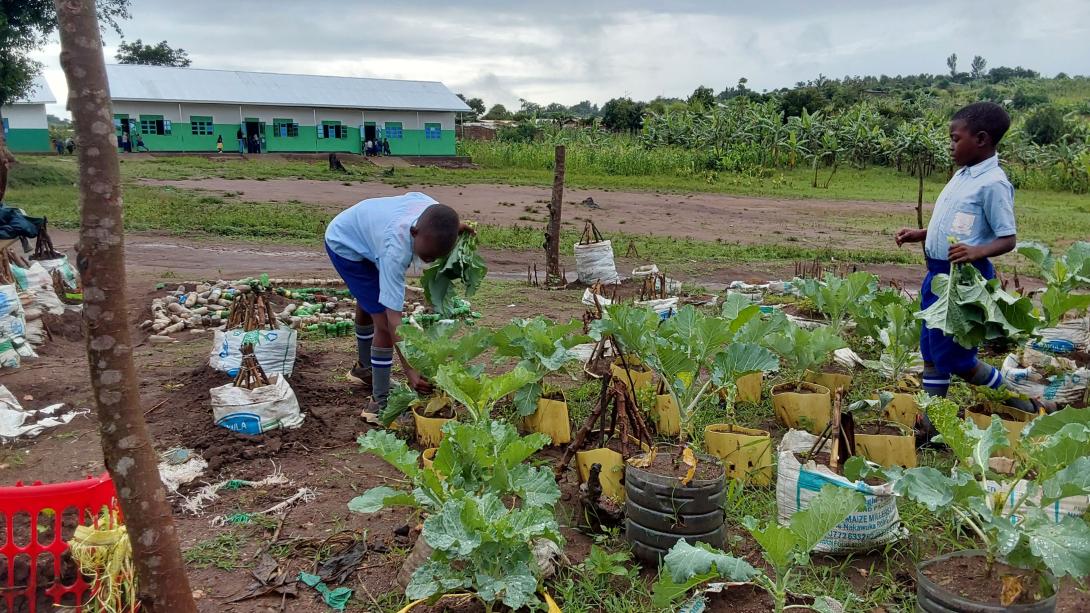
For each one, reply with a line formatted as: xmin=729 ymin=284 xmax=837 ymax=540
xmin=545 ymin=145 xmax=565 ymax=286
xmin=55 ymin=1 xmax=198 ymax=611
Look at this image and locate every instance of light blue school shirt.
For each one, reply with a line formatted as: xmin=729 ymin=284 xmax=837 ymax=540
xmin=325 ymin=192 xmax=436 ymax=310
xmin=925 ymin=154 xmax=1017 ymax=261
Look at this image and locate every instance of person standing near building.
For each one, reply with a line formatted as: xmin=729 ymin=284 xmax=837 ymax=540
xmin=121 ymin=131 xmax=130 ymax=153
xmin=54 ymin=138 xmax=64 ymax=155
xmin=250 ymin=133 xmax=260 ymax=154
xmin=237 ymin=128 xmax=245 ymax=154
xmin=135 ymin=133 xmax=149 ymax=152
xmin=382 ymin=138 xmax=391 ymax=156
xmin=216 ymin=134 xmax=224 ymax=153
xmin=65 ymin=137 xmax=74 ymax=154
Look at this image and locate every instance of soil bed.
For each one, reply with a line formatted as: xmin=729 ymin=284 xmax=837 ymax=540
xmin=922 ymin=554 xmax=1048 ymax=606
xmin=639 ymin=447 xmax=724 ymax=481
xmin=856 ymin=420 xmax=911 ymax=437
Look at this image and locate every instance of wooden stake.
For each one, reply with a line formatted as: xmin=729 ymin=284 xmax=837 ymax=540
xmin=545 ymin=145 xmax=566 ymax=286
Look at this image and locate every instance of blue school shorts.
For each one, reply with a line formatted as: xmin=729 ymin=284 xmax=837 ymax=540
xmin=919 ymin=257 xmax=994 ymax=375
xmin=325 ymin=242 xmax=385 ymax=314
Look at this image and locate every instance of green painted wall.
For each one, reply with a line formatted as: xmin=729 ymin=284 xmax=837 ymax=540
xmin=6 ymin=128 xmax=51 ymax=152
xmin=110 ymin=122 xmax=455 ymax=155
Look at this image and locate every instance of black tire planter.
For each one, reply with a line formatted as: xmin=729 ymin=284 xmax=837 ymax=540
xmin=916 ymin=550 xmax=1056 ymax=613
xmin=624 ymin=451 xmax=726 ymax=563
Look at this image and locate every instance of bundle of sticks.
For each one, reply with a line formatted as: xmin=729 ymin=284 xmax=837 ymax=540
xmin=556 ymin=374 xmax=654 ymax=475
xmin=233 ymin=344 xmax=270 ymax=390
xmin=227 ymin=286 xmax=279 ymax=331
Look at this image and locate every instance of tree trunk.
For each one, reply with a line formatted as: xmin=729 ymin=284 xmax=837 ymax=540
xmin=0 ymin=107 xmax=13 ymax=202
xmin=545 ymin=144 xmax=565 ymax=286
xmin=916 ymin=162 xmax=925 ymax=229
xmin=54 ymin=1 xmax=198 ymax=611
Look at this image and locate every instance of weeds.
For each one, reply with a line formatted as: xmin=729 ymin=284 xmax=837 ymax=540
xmin=183 ymin=533 xmax=246 ymax=570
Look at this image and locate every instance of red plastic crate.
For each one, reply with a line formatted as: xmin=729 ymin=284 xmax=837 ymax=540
xmin=1 ymin=473 xmax=120 ymax=613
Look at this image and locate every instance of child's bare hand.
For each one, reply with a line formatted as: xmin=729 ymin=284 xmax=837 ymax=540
xmin=895 ymin=228 xmax=925 ymax=246
xmin=948 ymin=243 xmax=985 ymax=264
xmin=458 ymin=222 xmax=476 ymax=236
xmin=407 ymin=369 xmax=434 ymax=395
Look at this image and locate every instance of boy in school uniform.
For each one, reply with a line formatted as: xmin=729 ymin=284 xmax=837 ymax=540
xmin=325 ymin=192 xmax=471 ymax=413
xmin=896 ymin=102 xmax=1037 ymax=437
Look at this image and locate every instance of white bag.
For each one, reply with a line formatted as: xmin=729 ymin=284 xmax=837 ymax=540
xmin=777 ymin=429 xmax=904 ymax=553
xmin=11 ymin=263 xmax=65 ymax=316
xmin=1001 ymin=353 xmax=1088 ymax=406
xmin=209 ymin=326 xmax=298 ymax=377
xmin=634 ymin=297 xmax=678 ymax=320
xmin=210 ymin=375 xmax=304 ymax=435
xmin=0 ymin=284 xmax=33 ymax=368
xmin=1032 ymin=317 xmax=1089 ymax=353
xmin=574 ymin=240 xmax=620 ymax=285
xmin=33 ymin=255 xmax=79 ymax=291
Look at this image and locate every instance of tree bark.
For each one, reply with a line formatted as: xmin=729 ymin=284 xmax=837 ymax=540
xmin=54 ymin=1 xmax=198 ymax=611
xmin=916 ymin=162 xmax=925 ymax=230
xmin=545 ymin=144 xmax=565 ymax=286
xmin=0 ymin=107 xmax=13 ymax=202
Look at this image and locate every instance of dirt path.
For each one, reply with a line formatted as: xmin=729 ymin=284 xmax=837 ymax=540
xmin=139 ymin=177 xmax=925 ymax=252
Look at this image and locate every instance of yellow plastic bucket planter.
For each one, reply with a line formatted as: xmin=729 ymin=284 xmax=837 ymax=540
xmin=966 ymin=405 xmax=1034 ymax=459
xmin=523 ymin=393 xmax=571 ymax=445
xmin=803 ymin=369 xmax=853 ymax=394
xmin=735 ymin=372 xmax=763 ymax=403
xmin=611 ymin=356 xmax=654 ymax=403
xmin=576 ymin=447 xmax=626 ymax=501
xmin=855 ymin=429 xmax=917 ymax=468
xmin=412 ymin=396 xmax=454 ymax=449
xmin=652 ymin=386 xmax=680 ymax=436
xmin=876 ymin=390 xmax=919 ymax=428
xmin=772 ymin=381 xmax=832 ymax=434
xmin=704 ymin=424 xmax=772 ymax=486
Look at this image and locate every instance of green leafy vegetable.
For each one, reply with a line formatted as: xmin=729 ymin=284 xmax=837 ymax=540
xmin=422 ymin=230 xmax=488 ymax=317
xmin=861 ymin=302 xmax=922 ymax=385
xmin=349 ymin=418 xmax=561 ymax=611
xmin=796 ymin=271 xmax=878 ymax=334
xmin=491 ymin=317 xmax=590 ymax=415
xmin=434 ymin=364 xmax=540 ymax=422
xmin=852 ymin=398 xmax=1090 ymax=593
xmin=915 ymin=263 xmax=1040 ymax=349
xmin=654 ymin=485 xmax=863 ymax=612
xmin=765 ymin=322 xmax=847 ymax=380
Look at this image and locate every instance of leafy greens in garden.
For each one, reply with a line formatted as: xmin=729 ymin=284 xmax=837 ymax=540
xmin=491 ymin=317 xmax=590 ymax=415
xmin=915 ymin=263 xmax=1040 ymax=349
xmin=1017 ymin=241 xmax=1090 ymax=327
xmin=421 ymin=230 xmax=488 ymax=317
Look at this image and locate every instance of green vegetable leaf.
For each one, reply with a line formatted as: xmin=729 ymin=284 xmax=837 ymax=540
xmin=789 ymin=485 xmax=865 ymax=556
xmin=1027 ymin=424 xmax=1090 ymax=483
xmin=589 ymin=304 xmax=659 ymax=356
xmin=424 ymin=499 xmax=482 ymax=556
xmin=926 ymin=397 xmax=974 ymax=461
xmin=1041 ymin=287 xmax=1090 ymax=327
xmin=474 ymin=560 xmax=539 ymax=610
xmin=1026 ymin=515 xmax=1090 ymax=579
xmin=710 ymin=342 xmax=780 ymax=387
xmin=1040 ymin=456 xmax=1090 ymax=504
xmin=347 ymin=486 xmax=417 ymax=513
xmin=651 ymin=568 xmax=721 ymax=608
xmin=1024 ymin=405 xmax=1090 ymax=438
xmin=891 ymin=467 xmax=979 ymax=511
xmin=422 ymin=231 xmax=488 ymax=317
xmin=406 ymin=558 xmax=469 ymax=601
xmin=916 ymin=265 xmax=1040 ymax=349
xmin=507 ymin=465 xmax=563 ymax=507
xmin=435 ymin=364 xmax=539 ymax=422
xmin=661 ymin=540 xmax=759 ymax=584
xmin=971 ymin=415 xmax=1011 ymax=471
xmin=743 ymin=517 xmax=797 ymax=572
xmin=765 ymin=323 xmax=847 ymax=375
xmin=381 ymin=382 xmax=417 ymax=426
xmin=356 ymin=429 xmax=420 ymax=478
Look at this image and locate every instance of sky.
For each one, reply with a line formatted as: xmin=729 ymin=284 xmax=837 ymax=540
xmin=32 ymin=0 xmax=1090 ymax=117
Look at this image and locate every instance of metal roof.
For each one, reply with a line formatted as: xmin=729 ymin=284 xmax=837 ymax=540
xmin=104 ymin=65 xmax=471 ymax=113
xmin=14 ymin=76 xmax=55 ymax=105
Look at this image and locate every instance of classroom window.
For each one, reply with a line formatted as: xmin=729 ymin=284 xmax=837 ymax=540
xmin=273 ymin=119 xmax=299 ymax=137
xmin=190 ymin=116 xmax=214 ymax=135
xmin=385 ymin=122 xmax=403 ymax=139
xmin=139 ymin=115 xmax=170 ymax=135
xmin=424 ymin=123 xmax=441 ymax=140
xmin=321 ymin=122 xmax=346 ymax=139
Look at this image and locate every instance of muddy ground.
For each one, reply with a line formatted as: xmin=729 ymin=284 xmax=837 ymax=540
xmin=0 ymin=180 xmax=1071 ymax=612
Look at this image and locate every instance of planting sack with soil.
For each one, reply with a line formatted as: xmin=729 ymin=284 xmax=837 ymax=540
xmin=1032 ymin=316 xmax=1089 ymax=354
xmin=777 ymin=429 xmax=903 ymax=553
xmin=1001 ymin=352 xmax=1089 ymax=406
xmin=0 ymin=283 xmax=34 ymax=369
xmin=210 ymin=374 xmax=304 ymax=434
xmin=704 ymin=423 xmax=772 ymax=486
xmin=210 ymin=326 xmax=298 ymax=377
xmin=11 ymin=262 xmax=65 ymax=316
xmin=574 ymin=221 xmax=620 ymax=285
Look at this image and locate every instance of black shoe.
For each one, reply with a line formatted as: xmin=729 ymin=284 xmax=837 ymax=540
xmin=346 ymin=363 xmax=373 ymax=391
